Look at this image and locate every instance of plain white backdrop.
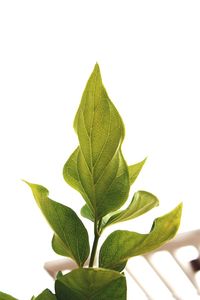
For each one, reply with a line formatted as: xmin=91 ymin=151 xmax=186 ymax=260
xmin=0 ymin=1 xmax=200 ymax=299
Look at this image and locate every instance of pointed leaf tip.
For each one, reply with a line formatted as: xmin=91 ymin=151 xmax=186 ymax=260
xmin=88 ymin=63 xmax=101 ymax=79
xmin=94 ymin=62 xmax=100 ymax=71
xmin=32 ymin=289 xmax=56 ymax=300
xmin=128 ymin=157 xmax=147 ymax=186
xmin=92 ymin=62 xmax=101 ymax=80
xmin=23 ymin=181 xmax=49 ymax=200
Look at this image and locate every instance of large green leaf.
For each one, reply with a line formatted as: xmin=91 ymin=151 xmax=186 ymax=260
xmin=55 ymin=268 xmax=126 ymax=300
xmin=63 ymin=64 xmax=130 ymax=220
xmin=33 ymin=289 xmax=57 ymax=300
xmin=128 ymin=158 xmax=147 ymax=185
xmin=103 ymin=191 xmax=159 ymax=229
xmin=99 ymin=203 xmax=182 ymax=271
xmin=0 ymin=292 xmax=18 ymax=300
xmin=25 ymin=182 xmax=90 ymax=267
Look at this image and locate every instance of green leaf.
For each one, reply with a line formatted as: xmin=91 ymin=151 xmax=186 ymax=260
xmin=56 ymin=271 xmax=63 ymax=279
xmin=25 ymin=181 xmax=90 ymax=267
xmin=52 ymin=234 xmax=72 ymax=257
xmin=128 ymin=158 xmax=147 ymax=185
xmin=103 ymin=191 xmax=159 ymax=229
xmin=0 ymin=292 xmax=18 ymax=300
xmin=63 ymin=64 xmax=130 ymax=220
xmin=33 ymin=289 xmax=57 ymax=300
xmin=80 ymin=204 xmax=94 ymax=222
xmin=55 ymin=268 xmax=126 ymax=300
xmin=63 ymin=148 xmax=90 ymax=204
xmin=99 ymin=203 xmax=182 ymax=271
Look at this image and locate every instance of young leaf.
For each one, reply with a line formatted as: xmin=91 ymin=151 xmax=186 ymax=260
xmin=102 ymin=191 xmax=159 ymax=229
xmin=25 ymin=181 xmax=90 ymax=267
xmin=55 ymin=268 xmax=126 ymax=300
xmin=33 ymin=289 xmax=57 ymax=300
xmin=63 ymin=64 xmax=130 ymax=220
xmin=80 ymin=204 xmax=94 ymax=222
xmin=0 ymin=292 xmax=18 ymax=300
xmin=99 ymin=203 xmax=182 ymax=271
xmin=80 ymin=203 xmax=117 ymax=232
xmin=56 ymin=271 xmax=63 ymax=279
xmin=128 ymin=157 xmax=147 ymax=185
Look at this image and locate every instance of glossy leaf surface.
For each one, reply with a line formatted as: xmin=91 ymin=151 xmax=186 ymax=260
xmin=103 ymin=191 xmax=159 ymax=228
xmin=55 ymin=268 xmax=126 ymax=300
xmin=25 ymin=182 xmax=89 ymax=266
xmin=99 ymin=203 xmax=182 ymax=271
xmin=63 ymin=64 xmax=130 ymax=220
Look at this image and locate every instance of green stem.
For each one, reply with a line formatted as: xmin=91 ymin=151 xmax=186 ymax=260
xmin=89 ymin=233 xmax=100 ymax=267
xmin=98 ymin=218 xmax=102 ymax=232
xmin=89 ymin=218 xmax=102 ymax=267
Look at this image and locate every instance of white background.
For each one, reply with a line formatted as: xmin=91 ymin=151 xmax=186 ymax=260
xmin=0 ymin=1 xmax=200 ymax=299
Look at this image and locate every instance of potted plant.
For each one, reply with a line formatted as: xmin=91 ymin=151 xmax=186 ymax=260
xmin=0 ymin=64 xmax=182 ymax=300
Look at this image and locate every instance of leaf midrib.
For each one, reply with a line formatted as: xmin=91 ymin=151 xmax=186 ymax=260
xmin=79 ymin=92 xmax=122 ymax=219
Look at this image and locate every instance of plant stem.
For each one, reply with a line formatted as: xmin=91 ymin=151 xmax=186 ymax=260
xmin=89 ymin=233 xmax=100 ymax=267
xmin=89 ymin=218 xmax=101 ymax=267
